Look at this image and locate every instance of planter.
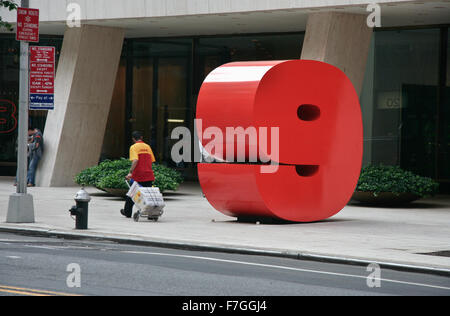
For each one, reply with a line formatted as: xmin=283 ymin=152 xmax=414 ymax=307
xmin=103 ymin=188 xmax=128 ymax=198
xmin=352 ymin=191 xmax=420 ymax=206
xmin=95 ymin=186 xmax=107 ymax=192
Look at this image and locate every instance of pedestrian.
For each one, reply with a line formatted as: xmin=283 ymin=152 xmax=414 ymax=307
xmin=120 ymin=131 xmax=156 ymax=218
xmin=27 ymin=127 xmax=44 ymax=187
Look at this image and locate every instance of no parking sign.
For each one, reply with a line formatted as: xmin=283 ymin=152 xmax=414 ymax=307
xmin=16 ymin=7 xmax=39 ymax=43
xmin=29 ymin=46 xmax=55 ymax=110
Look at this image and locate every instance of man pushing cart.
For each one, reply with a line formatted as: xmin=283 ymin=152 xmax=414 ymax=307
xmin=120 ymin=131 xmax=164 ymax=221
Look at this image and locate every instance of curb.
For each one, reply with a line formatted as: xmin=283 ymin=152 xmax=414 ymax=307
xmin=1 ymin=226 xmax=450 ymax=277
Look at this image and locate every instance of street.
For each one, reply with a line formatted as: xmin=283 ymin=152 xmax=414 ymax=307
xmin=0 ymin=232 xmax=449 ymax=297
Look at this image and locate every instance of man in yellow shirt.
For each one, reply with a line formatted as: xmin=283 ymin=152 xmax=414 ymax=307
xmin=121 ymin=131 xmax=156 ymax=218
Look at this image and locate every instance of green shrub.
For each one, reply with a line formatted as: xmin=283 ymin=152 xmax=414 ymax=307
xmin=74 ymin=158 xmax=131 ymax=187
xmin=153 ymin=164 xmax=184 ymax=191
xmin=74 ymin=159 xmax=183 ymax=192
xmin=96 ymin=169 xmax=130 ymax=190
xmin=356 ymin=164 xmax=439 ymax=197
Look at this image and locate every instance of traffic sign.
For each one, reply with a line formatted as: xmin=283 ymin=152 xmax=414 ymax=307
xmin=29 ymin=46 xmax=55 ymax=110
xmin=16 ymin=7 xmax=39 ymax=42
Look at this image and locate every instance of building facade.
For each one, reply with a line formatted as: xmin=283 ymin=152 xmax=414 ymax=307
xmin=0 ymin=0 xmax=449 ymax=191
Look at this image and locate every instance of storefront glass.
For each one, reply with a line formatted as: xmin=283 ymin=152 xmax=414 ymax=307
xmin=126 ymin=34 xmax=304 ymax=177
xmin=196 ymin=34 xmax=304 ymax=88
xmin=0 ymin=29 xmax=448 ymax=188
xmin=101 ymin=58 xmax=126 ymax=160
xmin=440 ymin=28 xmax=450 ymax=184
xmin=361 ymin=29 xmax=442 ymax=182
xmin=128 ymin=39 xmax=191 ymax=167
xmin=0 ymin=37 xmax=19 ymax=168
xmin=0 ymin=36 xmax=62 ymax=175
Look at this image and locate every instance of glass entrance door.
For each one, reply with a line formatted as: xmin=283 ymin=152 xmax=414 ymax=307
xmin=155 ymin=57 xmax=189 ymax=166
xmin=131 ymin=56 xmax=154 ymax=147
xmin=129 ymin=40 xmax=193 ymax=178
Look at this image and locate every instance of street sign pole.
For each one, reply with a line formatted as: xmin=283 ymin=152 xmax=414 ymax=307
xmin=17 ymin=38 xmax=28 ymax=194
xmin=7 ymin=0 xmax=35 ymax=223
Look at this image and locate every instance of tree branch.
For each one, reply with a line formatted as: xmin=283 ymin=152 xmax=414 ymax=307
xmin=0 ymin=0 xmax=19 ymax=31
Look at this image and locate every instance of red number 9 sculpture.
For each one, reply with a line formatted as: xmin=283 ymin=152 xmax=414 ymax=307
xmin=196 ymin=60 xmax=363 ymax=222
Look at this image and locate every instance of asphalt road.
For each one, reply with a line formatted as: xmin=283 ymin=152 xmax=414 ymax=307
xmin=0 ymin=232 xmax=449 ymax=298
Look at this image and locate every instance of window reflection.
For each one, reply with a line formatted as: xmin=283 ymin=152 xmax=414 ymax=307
xmin=0 ymin=36 xmax=62 ymax=175
xmin=132 ymin=57 xmax=154 ymax=146
xmin=1 ymin=29 xmax=448 ymax=187
xmin=362 ymin=29 xmax=441 ymax=180
xmin=127 ymin=34 xmax=304 ymax=175
xmin=440 ymin=29 xmax=450 ymax=181
xmin=129 ymin=40 xmax=191 ymax=169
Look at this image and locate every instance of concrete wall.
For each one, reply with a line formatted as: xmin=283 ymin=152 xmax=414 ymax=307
xmin=37 ymin=25 xmax=124 ymax=187
xmin=2 ymin=1 xmax=448 ymax=37
xmin=301 ymin=12 xmax=373 ymax=95
xmin=0 ymin=0 xmax=417 ymax=22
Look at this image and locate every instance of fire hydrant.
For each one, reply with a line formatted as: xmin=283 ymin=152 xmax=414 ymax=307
xmin=69 ymin=188 xmax=91 ymax=230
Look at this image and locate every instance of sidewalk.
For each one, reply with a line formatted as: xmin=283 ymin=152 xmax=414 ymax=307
xmin=1 ymin=176 xmax=449 ymax=273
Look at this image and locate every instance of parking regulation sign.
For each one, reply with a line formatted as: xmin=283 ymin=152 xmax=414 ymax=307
xmin=16 ymin=7 xmax=39 ymax=42
xmin=29 ymin=46 xmax=55 ymax=110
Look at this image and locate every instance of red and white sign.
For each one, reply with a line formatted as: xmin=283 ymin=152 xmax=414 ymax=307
xmin=16 ymin=7 xmax=39 ymax=42
xmin=29 ymin=46 xmax=55 ymax=110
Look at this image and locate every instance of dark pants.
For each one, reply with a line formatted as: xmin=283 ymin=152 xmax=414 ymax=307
xmin=123 ymin=181 xmax=153 ymax=217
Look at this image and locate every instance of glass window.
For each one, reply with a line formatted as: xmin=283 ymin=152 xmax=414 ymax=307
xmin=0 ymin=37 xmax=19 ymax=170
xmin=129 ymin=40 xmax=191 ymax=167
xmin=0 ymin=36 xmax=62 ymax=175
xmin=448 ymin=28 xmax=450 ymax=84
xmin=131 ymin=56 xmax=154 ymax=147
xmin=196 ymin=34 xmax=304 ymax=90
xmin=192 ymin=33 xmax=304 ymax=173
xmin=439 ymin=29 xmax=450 ymax=182
xmin=157 ymin=57 xmax=188 ymax=164
xmin=447 ymin=28 xmax=450 ymax=87
xmin=126 ymin=34 xmax=304 ymax=175
xmin=101 ymin=58 xmax=127 ymax=160
xmin=360 ymin=37 xmax=375 ymax=166
xmin=361 ymin=29 xmax=440 ymax=180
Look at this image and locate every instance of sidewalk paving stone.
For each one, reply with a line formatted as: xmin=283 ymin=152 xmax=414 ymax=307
xmin=1 ymin=176 xmax=449 ymax=272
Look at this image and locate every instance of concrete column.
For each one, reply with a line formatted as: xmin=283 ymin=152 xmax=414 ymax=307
xmin=301 ymin=12 xmax=373 ymax=95
xmin=37 ymin=25 xmax=124 ymax=187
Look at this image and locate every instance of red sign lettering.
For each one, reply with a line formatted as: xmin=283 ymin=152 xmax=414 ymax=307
xmin=29 ymin=46 xmax=55 ymax=110
xmin=0 ymin=100 xmax=18 ymax=134
xmin=16 ymin=7 xmax=39 ymax=43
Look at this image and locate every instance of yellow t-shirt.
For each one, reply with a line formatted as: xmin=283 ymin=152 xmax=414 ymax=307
xmin=129 ymin=141 xmax=156 ymax=182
